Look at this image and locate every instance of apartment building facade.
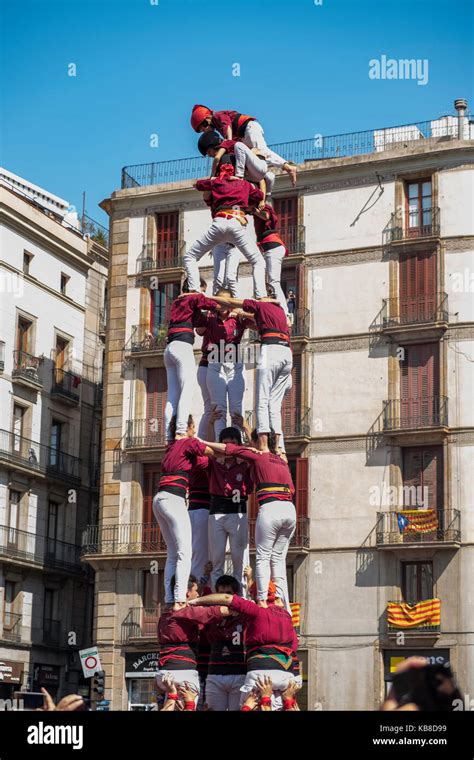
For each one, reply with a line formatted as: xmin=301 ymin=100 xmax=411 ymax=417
xmin=85 ymin=104 xmax=474 ymax=710
xmin=0 ymin=172 xmax=108 ymax=701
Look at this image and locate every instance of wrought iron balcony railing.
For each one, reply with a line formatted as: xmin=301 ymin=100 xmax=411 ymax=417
xmin=51 ymin=368 xmax=81 ymax=402
xmin=2 ymin=612 xmax=22 ymax=642
xmin=12 ymin=350 xmax=43 ymax=386
xmin=122 ymin=606 xmax=161 ymax=643
xmin=124 ymin=418 xmax=167 ymax=449
xmin=376 ymin=509 xmax=460 ymax=546
xmin=383 ymin=396 xmax=448 ymax=431
xmin=246 ymin=406 xmax=311 ymax=439
xmin=377 ymin=293 xmax=448 ymax=330
xmin=0 ymin=525 xmax=82 ymax=570
xmin=281 ymin=224 xmax=305 ymax=255
xmin=43 ymin=618 xmax=61 ymax=646
xmin=137 ymin=241 xmax=185 ymax=272
xmin=127 ymin=324 xmax=168 ymax=354
xmin=0 ymin=428 xmax=81 ymax=483
xmin=80 ymin=214 xmax=109 ymax=249
xmin=122 ymin=117 xmax=463 ymax=188
xmin=386 ymin=207 xmax=440 ymax=243
xmin=81 ymin=522 xmax=167 ymax=556
xmin=290 ymin=307 xmax=310 ymax=339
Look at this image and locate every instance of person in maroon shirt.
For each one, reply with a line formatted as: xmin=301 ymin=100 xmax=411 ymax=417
xmin=189 ymin=579 xmax=299 ymax=710
xmin=164 ymin=277 xmax=219 ymax=441
xmin=200 ymin=432 xmax=296 ymax=612
xmin=206 ymin=427 xmax=254 ymax=593
xmin=252 ymin=204 xmax=289 ymax=315
xmin=156 ymin=574 xmax=227 ymax=704
xmin=184 ymin=162 xmax=266 ymax=297
xmin=190 ymin=104 xmax=297 ymax=186
xmin=188 ymin=455 xmax=211 ymax=583
xmin=210 ymin=293 xmax=293 ymax=452
xmin=152 ymin=415 xmax=216 ymax=608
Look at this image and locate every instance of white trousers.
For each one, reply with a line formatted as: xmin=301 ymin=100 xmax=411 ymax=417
xmin=255 ymin=500 xmax=296 ymax=611
xmin=153 ymin=491 xmax=192 ymax=603
xmin=234 ymin=142 xmax=275 ymax=195
xmin=208 ymin=512 xmax=249 ymax=592
xmin=206 ymin=361 xmax=245 ymax=438
xmin=164 ymin=341 xmax=196 ymax=438
xmin=212 ymin=243 xmax=240 ymax=297
xmin=242 ymin=121 xmax=287 ymax=169
xmin=205 ymin=674 xmax=245 ymax=711
xmin=240 ymin=670 xmax=296 ymax=710
xmin=156 ymin=669 xmax=200 ymax=701
xmin=189 ymin=508 xmax=209 ymax=582
xmin=197 ymin=364 xmax=212 ymax=438
xmin=184 ymin=217 xmax=266 ymax=298
xmin=264 ymin=246 xmax=288 ymax=314
xmin=256 ymin=345 xmax=293 ymax=435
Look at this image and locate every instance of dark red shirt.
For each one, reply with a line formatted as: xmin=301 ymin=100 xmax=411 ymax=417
xmin=211 ymin=110 xmax=255 ymax=139
xmin=205 ymin=313 xmax=253 ymax=347
xmin=188 ymin=455 xmax=211 ymax=510
xmin=208 ymin=457 xmax=253 ymax=513
xmin=241 ymin=299 xmax=290 ymax=345
xmin=158 ymin=606 xmax=222 ymax=670
xmin=224 ymin=444 xmax=295 ymax=506
xmin=196 ymin=176 xmax=263 ymax=215
xmin=253 ymin=206 xmax=288 ymax=255
xmin=206 ymin=613 xmax=247 ymax=675
xmin=167 ymin=293 xmax=218 ymax=345
xmin=159 ymin=438 xmax=207 ymax=498
xmin=228 ymin=596 xmax=298 ymax=672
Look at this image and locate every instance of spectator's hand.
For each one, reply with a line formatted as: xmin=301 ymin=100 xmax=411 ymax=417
xmin=38 ymin=688 xmax=56 ymax=711
xmin=381 ymin=657 xmax=427 ymax=711
xmin=255 ymin=675 xmax=274 ymax=698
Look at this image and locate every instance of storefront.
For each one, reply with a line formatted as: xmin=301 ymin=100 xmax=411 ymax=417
xmin=33 ymin=664 xmax=61 ymax=699
xmin=0 ymin=659 xmax=23 ymax=701
xmin=125 ymin=652 xmax=160 ymax=711
xmin=383 ymin=648 xmax=450 ymax=698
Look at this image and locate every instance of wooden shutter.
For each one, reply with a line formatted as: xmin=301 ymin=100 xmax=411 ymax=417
xmin=403 ymin=446 xmax=442 ymax=509
xmin=400 ymin=252 xmax=437 ymax=322
xmin=281 ymin=355 xmax=301 ymax=435
xmin=156 ymin=212 xmax=179 ymax=265
xmin=274 ymin=197 xmax=298 ymax=252
xmin=142 ymin=463 xmax=162 ymax=549
xmin=295 ymin=458 xmax=308 ymax=518
xmin=400 ymin=344 xmax=439 ymax=426
xmin=146 ymin=368 xmax=167 ymax=444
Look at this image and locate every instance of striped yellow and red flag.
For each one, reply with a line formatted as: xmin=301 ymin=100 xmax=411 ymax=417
xmin=388 ymin=598 xmax=441 ymax=629
xmin=290 ymin=603 xmax=300 ymax=627
xmin=398 ymin=510 xmax=438 ymax=533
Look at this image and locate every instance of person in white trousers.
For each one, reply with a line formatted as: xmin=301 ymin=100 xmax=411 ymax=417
xmin=253 ymin=204 xmax=289 ymax=315
xmin=186 ymin=162 xmax=266 ymax=297
xmin=212 ymin=242 xmax=240 ymax=297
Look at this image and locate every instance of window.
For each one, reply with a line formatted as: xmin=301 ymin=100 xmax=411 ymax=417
xmin=402 ymin=561 xmax=433 ymax=603
xmin=49 ymin=420 xmax=63 ymax=466
xmin=7 ymin=490 xmax=21 ymax=544
xmin=55 ymin=336 xmax=69 ymax=373
xmin=406 ymin=180 xmax=432 ymax=236
xmin=150 ymin=282 xmax=180 ymax=329
xmin=17 ymin=316 xmax=32 ymax=354
xmin=3 ymin=581 xmax=17 ymax=626
xmin=400 ymin=343 xmax=439 ymax=426
xmin=274 ymin=197 xmax=299 ymax=253
xmin=402 ymin=446 xmax=443 ymax=510
xmin=142 ymin=570 xmax=162 ymax=636
xmin=46 ymin=501 xmax=58 ymax=555
xmin=146 ymin=369 xmax=167 ymax=444
xmin=60 ymin=273 xmax=69 ymax=295
xmin=399 ymin=251 xmax=437 ymax=323
xmin=43 ymin=589 xmax=57 ymax=623
xmin=12 ymin=404 xmax=25 ymax=452
xmin=155 ymin=211 xmax=179 ymax=266
xmin=23 ymin=251 xmax=33 ymax=275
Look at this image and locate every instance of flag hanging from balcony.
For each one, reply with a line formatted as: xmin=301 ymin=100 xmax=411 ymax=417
xmin=388 ymin=598 xmax=441 ymax=629
xmin=290 ymin=603 xmax=300 ymax=628
xmin=397 ymin=510 xmax=438 ymax=533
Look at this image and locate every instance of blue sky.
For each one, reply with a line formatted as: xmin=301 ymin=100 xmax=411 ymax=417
xmin=1 ymin=0 xmax=473 ymax=225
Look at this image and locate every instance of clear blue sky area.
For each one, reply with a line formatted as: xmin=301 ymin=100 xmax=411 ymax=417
xmin=1 ymin=0 xmax=473 ymax=224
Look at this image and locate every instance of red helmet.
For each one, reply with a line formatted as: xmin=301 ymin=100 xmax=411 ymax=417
xmin=191 ymin=104 xmax=212 ymax=132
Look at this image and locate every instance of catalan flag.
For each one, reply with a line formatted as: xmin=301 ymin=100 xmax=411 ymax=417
xmin=387 ymin=598 xmax=441 ymax=629
xmin=397 ymin=509 xmax=438 ymax=534
xmin=290 ymin=603 xmax=300 ymax=628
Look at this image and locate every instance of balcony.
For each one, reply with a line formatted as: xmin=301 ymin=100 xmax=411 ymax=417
xmin=383 ymin=397 xmax=448 ymax=433
xmin=373 ymin=293 xmax=448 ymax=340
xmin=385 ymin=207 xmax=440 ymax=244
xmin=0 ymin=525 xmax=82 ymax=571
xmin=246 ymin=406 xmax=311 ymax=441
xmin=81 ymin=522 xmax=167 ymax=558
xmin=376 ymin=510 xmax=461 ymax=549
xmin=43 ymin=618 xmax=61 ymax=646
xmin=249 ymin=517 xmax=310 ymax=552
xmin=124 ymin=418 xmax=167 ymax=451
xmin=0 ymin=428 xmax=81 ymax=483
xmin=282 ymin=225 xmax=305 ymax=255
xmin=51 ymin=368 xmax=81 ymax=404
xmin=126 ymin=324 xmax=168 ymax=356
xmin=137 ymin=241 xmax=185 ymax=274
xmin=386 ymin=599 xmax=441 ymax=634
xmin=11 ymin=350 xmax=43 ymax=388
xmin=122 ymin=607 xmax=160 ymax=643
xmin=2 ymin=613 xmax=22 ymax=643
xmin=289 ymin=307 xmax=310 ymax=342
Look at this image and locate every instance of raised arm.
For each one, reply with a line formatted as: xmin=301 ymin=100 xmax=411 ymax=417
xmin=189 ymin=593 xmax=233 ymax=607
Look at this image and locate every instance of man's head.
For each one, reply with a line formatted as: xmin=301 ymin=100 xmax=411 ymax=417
xmin=182 ymin=276 xmax=207 ymax=294
xmin=198 ymin=130 xmax=223 ymax=157
xmin=215 ymin=287 xmax=232 ymax=318
xmin=216 ymin=575 xmax=240 ymax=595
xmin=219 ymin=427 xmax=242 ymax=445
xmin=288 ymin=290 xmax=295 ymax=298
xmin=169 ymin=414 xmax=195 ymax=439
xmin=171 ymin=574 xmax=199 ymax=601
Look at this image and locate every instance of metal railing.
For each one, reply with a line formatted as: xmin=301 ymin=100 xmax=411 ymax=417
xmin=290 ymin=307 xmax=310 ymax=339
xmin=12 ymin=350 xmax=42 ymax=385
xmin=378 ymin=293 xmax=448 ymax=329
xmin=137 ymin=241 xmax=185 ymax=272
xmin=387 ymin=600 xmax=440 ymax=632
xmin=127 ymin=324 xmax=168 ymax=354
xmin=43 ymin=618 xmax=61 ymax=645
xmin=80 ymin=214 xmax=109 ymax=249
xmin=281 ymin=224 xmax=305 ymax=254
xmin=121 ymin=117 xmax=464 ymax=188
xmin=246 ymin=406 xmax=311 ymax=438
xmin=81 ymin=522 xmax=167 ymax=556
xmin=386 ymin=207 xmax=440 ymax=243
xmin=376 ymin=509 xmax=460 ymax=546
xmin=0 ymin=428 xmax=81 ymax=483
xmin=249 ymin=516 xmax=310 ymax=550
xmin=383 ymin=396 xmax=448 ymax=431
xmin=0 ymin=525 xmax=82 ymax=570
xmin=2 ymin=612 xmax=22 ymax=642
xmin=52 ymin=368 xmax=81 ymax=402
xmin=125 ymin=418 xmax=167 ymax=449
xmin=121 ymin=606 xmax=161 ymax=643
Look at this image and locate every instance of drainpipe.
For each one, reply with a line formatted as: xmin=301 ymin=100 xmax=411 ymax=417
xmin=454 ymin=98 xmax=468 ymax=139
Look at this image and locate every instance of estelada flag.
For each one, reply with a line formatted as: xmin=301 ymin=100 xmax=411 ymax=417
xmin=388 ymin=598 xmax=441 ymax=628
xmin=290 ymin=603 xmax=300 ymax=627
xmin=397 ymin=509 xmax=438 ymax=533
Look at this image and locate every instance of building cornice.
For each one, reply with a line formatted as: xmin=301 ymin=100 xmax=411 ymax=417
xmin=0 ymin=260 xmax=86 ymax=314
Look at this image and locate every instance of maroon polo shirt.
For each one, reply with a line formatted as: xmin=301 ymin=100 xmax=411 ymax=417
xmin=158 ymin=437 xmax=207 ymax=498
xmin=188 ymin=456 xmax=211 ymax=511
xmin=211 ymin=110 xmax=255 ymax=139
xmin=241 ymin=299 xmax=290 ymax=346
xmin=206 ymin=612 xmax=247 ymax=676
xmin=205 ymin=314 xmax=253 ymax=348
xmin=158 ymin=606 xmax=223 ymax=670
xmin=167 ymin=293 xmax=218 ymax=345
xmin=208 ymin=457 xmax=253 ymax=514
xmin=253 ymin=206 xmax=288 ymax=255
xmin=224 ymin=444 xmax=295 ymax=507
xmin=195 ymin=176 xmax=263 ymax=215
